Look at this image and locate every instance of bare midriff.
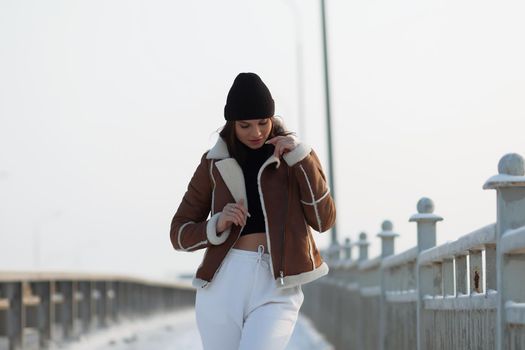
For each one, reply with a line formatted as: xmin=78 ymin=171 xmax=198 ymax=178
xmin=233 ymin=232 xmax=267 ymax=251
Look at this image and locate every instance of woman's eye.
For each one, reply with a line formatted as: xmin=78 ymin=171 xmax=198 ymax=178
xmin=240 ymin=125 xmax=249 ymax=129
xmin=259 ymin=121 xmax=268 ymax=126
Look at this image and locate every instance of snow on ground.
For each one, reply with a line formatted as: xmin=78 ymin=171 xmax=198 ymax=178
xmin=55 ymin=308 xmax=333 ymax=350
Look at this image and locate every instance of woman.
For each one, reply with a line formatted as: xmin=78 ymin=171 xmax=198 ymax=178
xmin=170 ymin=72 xmax=336 ymax=350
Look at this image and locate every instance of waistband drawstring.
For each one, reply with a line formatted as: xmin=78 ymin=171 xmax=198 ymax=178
xmin=256 ymin=245 xmax=265 ymax=264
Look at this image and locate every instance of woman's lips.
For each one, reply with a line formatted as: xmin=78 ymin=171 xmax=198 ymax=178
xmin=249 ymin=138 xmax=263 ymax=144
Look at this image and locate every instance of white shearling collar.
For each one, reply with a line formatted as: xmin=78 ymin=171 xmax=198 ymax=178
xmin=206 ymin=137 xmax=230 ymax=160
xmin=206 ymin=136 xmax=281 ymax=168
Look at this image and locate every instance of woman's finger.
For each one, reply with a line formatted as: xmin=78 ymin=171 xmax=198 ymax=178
xmin=274 ymin=142 xmax=282 ymax=157
xmin=279 ymin=142 xmax=289 ymax=156
xmin=233 ymin=203 xmax=249 ymax=220
xmin=229 ymin=210 xmax=239 ymax=224
xmin=265 ymin=136 xmax=285 ymax=145
xmin=231 ymin=216 xmax=240 ymax=226
xmin=237 ymin=200 xmax=249 ymax=217
xmin=278 ymin=140 xmax=294 ymax=156
xmin=275 ymin=138 xmax=291 ymax=157
xmin=231 ymin=206 xmax=243 ymax=219
xmin=228 ymin=204 xmax=239 ymax=218
xmin=236 ymin=205 xmax=248 ymax=218
xmin=218 ymin=212 xmax=234 ymax=232
xmin=226 ymin=213 xmax=239 ymax=226
xmin=228 ymin=202 xmax=246 ymax=216
xmin=224 ymin=201 xmax=248 ymax=225
xmin=236 ymin=210 xmax=246 ymax=226
xmin=230 ymin=210 xmax=244 ymax=226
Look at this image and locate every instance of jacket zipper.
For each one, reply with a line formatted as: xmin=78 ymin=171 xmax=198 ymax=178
xmin=279 ymin=166 xmax=292 ymax=287
xmin=257 ymin=155 xmax=280 ymax=282
xmin=279 ymin=223 xmax=286 ymax=286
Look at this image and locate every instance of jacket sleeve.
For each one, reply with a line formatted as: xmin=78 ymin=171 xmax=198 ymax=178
xmin=170 ymin=153 xmax=215 ymax=252
xmin=283 ymin=143 xmax=336 ymax=233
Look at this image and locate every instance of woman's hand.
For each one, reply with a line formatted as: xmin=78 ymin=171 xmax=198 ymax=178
xmin=265 ymin=136 xmax=298 ymax=158
xmin=216 ymin=199 xmax=249 ymax=233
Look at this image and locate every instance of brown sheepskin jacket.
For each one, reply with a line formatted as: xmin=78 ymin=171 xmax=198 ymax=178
xmin=170 ymin=137 xmax=336 ymax=289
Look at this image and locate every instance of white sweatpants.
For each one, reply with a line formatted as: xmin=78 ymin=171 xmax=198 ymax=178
xmin=195 ymin=246 xmax=304 ymax=350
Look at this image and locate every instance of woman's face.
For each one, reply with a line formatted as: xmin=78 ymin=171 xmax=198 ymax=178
xmin=235 ymin=118 xmax=272 ymax=149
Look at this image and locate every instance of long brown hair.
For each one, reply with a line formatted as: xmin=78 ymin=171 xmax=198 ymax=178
xmin=219 ymin=116 xmax=294 ymax=165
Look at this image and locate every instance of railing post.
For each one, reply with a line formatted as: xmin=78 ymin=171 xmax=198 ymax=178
xmin=78 ymin=281 xmax=92 ymax=332
xmin=72 ymin=281 xmax=80 ymax=337
xmin=107 ymin=281 xmax=116 ymax=323
xmin=33 ymin=281 xmax=52 ymax=347
xmin=355 ymin=232 xmax=369 ymax=350
xmin=56 ymin=281 xmax=74 ymax=340
xmin=343 ymin=237 xmax=352 ymax=260
xmin=378 ymin=220 xmax=399 ymax=259
xmin=5 ymin=282 xmax=22 ymax=350
xmin=410 ymin=197 xmax=443 ymax=350
xmin=378 ymin=220 xmax=399 ymax=350
xmin=329 ymin=240 xmax=341 ymax=261
xmin=97 ymin=281 xmax=108 ymax=327
xmin=483 ymin=153 xmax=525 ymax=350
xmin=357 ymin=232 xmax=369 ymax=262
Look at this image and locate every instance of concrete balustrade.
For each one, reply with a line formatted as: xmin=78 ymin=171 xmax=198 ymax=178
xmin=302 ymin=152 xmax=525 ymax=350
xmin=484 ymin=153 xmax=525 ymax=349
xmin=0 ymin=273 xmax=194 ymax=349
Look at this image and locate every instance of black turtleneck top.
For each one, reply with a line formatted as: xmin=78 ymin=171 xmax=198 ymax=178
xmin=239 ymin=143 xmax=274 ymax=235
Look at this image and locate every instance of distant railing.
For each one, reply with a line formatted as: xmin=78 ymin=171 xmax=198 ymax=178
xmin=302 ymin=153 xmax=525 ymax=350
xmin=0 ymin=272 xmax=194 ymax=350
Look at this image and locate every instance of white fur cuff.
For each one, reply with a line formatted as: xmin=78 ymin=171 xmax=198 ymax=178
xmin=283 ymin=142 xmax=312 ymax=166
xmin=206 ymin=212 xmax=230 ymax=245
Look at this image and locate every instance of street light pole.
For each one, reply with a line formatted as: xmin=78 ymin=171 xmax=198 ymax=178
xmin=284 ymin=0 xmax=306 ymax=139
xmin=320 ymin=0 xmax=338 ymax=252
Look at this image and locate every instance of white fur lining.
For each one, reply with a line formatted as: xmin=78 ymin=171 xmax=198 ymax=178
xmin=206 ymin=137 xmax=229 ymax=159
xmin=192 ymin=277 xmax=209 ymax=288
xmin=184 ymin=240 xmax=208 ymax=251
xmin=300 ymin=188 xmax=331 ymax=206
xmin=177 ymin=221 xmax=194 ymax=251
xmin=192 ymin=262 xmax=329 ymax=290
xmin=283 ymin=142 xmax=311 ymax=166
xmin=206 ymin=212 xmax=230 ymax=245
xmin=215 ymin=158 xmax=248 ymax=210
xmin=278 ymin=262 xmax=329 ymax=289
xmin=299 ymin=164 xmax=323 ymax=232
xmin=209 ymin=160 xmax=216 ymax=215
xmin=206 ymin=136 xmax=306 ymax=167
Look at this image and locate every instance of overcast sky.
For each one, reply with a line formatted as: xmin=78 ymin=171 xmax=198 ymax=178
xmin=1 ymin=0 xmax=524 ymax=281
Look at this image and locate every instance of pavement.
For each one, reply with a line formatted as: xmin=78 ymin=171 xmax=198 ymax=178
xmin=55 ymin=308 xmax=333 ymax=350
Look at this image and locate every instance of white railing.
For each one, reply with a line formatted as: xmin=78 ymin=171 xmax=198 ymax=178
xmin=302 ymin=153 xmax=525 ymax=350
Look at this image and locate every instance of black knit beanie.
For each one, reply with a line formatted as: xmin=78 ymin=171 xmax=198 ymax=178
xmin=224 ymin=72 xmax=275 ymax=121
